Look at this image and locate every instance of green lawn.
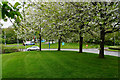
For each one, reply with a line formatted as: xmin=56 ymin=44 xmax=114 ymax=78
xmin=3 ymin=42 xmax=110 ymax=49
xmin=2 ymin=51 xmax=118 ymax=78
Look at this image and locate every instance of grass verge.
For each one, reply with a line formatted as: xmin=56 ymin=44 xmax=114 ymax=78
xmin=3 ymin=43 xmax=110 ymax=49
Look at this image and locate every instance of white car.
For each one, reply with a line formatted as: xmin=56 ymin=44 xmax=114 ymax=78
xmin=27 ymin=46 xmax=39 ymax=51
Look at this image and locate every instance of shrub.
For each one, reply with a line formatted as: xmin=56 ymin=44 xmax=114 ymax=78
xmin=108 ymin=46 xmax=120 ymax=50
xmin=2 ymin=46 xmax=19 ymax=54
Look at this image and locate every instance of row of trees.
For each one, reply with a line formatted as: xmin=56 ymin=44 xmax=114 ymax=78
xmin=1 ymin=26 xmax=119 ymax=45
xmin=2 ymin=27 xmax=23 ymax=44
xmin=1 ymin=1 xmax=120 ymax=58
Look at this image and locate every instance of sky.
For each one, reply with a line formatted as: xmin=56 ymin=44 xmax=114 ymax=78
xmin=1 ymin=19 xmax=13 ymax=28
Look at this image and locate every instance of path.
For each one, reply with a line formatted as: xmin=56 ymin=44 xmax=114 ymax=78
xmin=21 ymin=48 xmax=119 ymax=57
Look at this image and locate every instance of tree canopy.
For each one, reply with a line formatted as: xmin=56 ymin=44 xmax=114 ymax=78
xmin=1 ymin=1 xmax=120 ymax=58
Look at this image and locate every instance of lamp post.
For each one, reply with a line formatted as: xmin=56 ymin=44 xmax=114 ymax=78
xmin=49 ymin=40 xmax=50 ymax=50
xmin=4 ymin=30 xmax=6 ymax=46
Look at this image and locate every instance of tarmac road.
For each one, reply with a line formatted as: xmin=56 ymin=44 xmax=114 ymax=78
xmin=20 ymin=48 xmax=119 ymax=57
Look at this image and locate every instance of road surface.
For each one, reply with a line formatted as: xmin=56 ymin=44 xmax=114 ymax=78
xmin=20 ymin=48 xmax=119 ymax=57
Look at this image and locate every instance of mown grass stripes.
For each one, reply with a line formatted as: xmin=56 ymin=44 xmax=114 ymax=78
xmin=2 ymin=51 xmax=118 ymax=78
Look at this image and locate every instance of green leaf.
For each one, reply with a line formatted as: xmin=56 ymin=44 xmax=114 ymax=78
xmin=14 ymin=2 xmax=20 ymax=8
xmin=16 ymin=16 xmax=21 ymax=23
xmin=16 ymin=12 xmax=23 ymax=19
xmin=2 ymin=1 xmax=8 ymax=5
xmin=4 ymin=18 xmax=7 ymax=22
xmin=9 ymin=11 xmax=15 ymax=18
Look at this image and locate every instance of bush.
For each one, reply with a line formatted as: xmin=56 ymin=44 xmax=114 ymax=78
xmin=108 ymin=46 xmax=120 ymax=50
xmin=86 ymin=39 xmax=119 ymax=46
xmin=2 ymin=46 xmax=19 ymax=54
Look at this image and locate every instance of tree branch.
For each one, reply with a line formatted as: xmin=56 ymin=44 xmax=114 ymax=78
xmin=105 ymin=27 xmax=119 ymax=34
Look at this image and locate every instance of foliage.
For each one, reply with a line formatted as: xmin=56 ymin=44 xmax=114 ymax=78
xmin=106 ymin=49 xmax=120 ymax=52
xmin=1 ymin=1 xmax=120 ymax=57
xmin=89 ymin=2 xmax=119 ymax=58
xmin=2 ymin=27 xmax=21 ymax=44
xmin=2 ymin=45 xmax=19 ymax=53
xmin=109 ymin=46 xmax=120 ymax=48
xmin=1 ymin=1 xmax=22 ymax=21
xmin=12 ymin=1 xmax=120 ymax=43
xmin=0 ymin=6 xmax=1 ymax=19
xmin=108 ymin=46 xmax=120 ymax=50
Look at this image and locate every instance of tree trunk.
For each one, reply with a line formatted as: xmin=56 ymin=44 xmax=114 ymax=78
xmin=99 ymin=30 xmax=105 ymax=58
xmin=52 ymin=40 xmax=53 ymax=44
xmin=39 ymin=34 xmax=41 ymax=51
xmin=79 ymin=35 xmax=83 ymax=53
xmin=58 ymin=37 xmax=61 ymax=51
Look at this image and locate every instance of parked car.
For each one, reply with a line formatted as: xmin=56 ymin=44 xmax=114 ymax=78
xmin=27 ymin=46 xmax=39 ymax=51
xmin=41 ymin=40 xmax=45 ymax=42
xmin=23 ymin=41 xmax=35 ymax=46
